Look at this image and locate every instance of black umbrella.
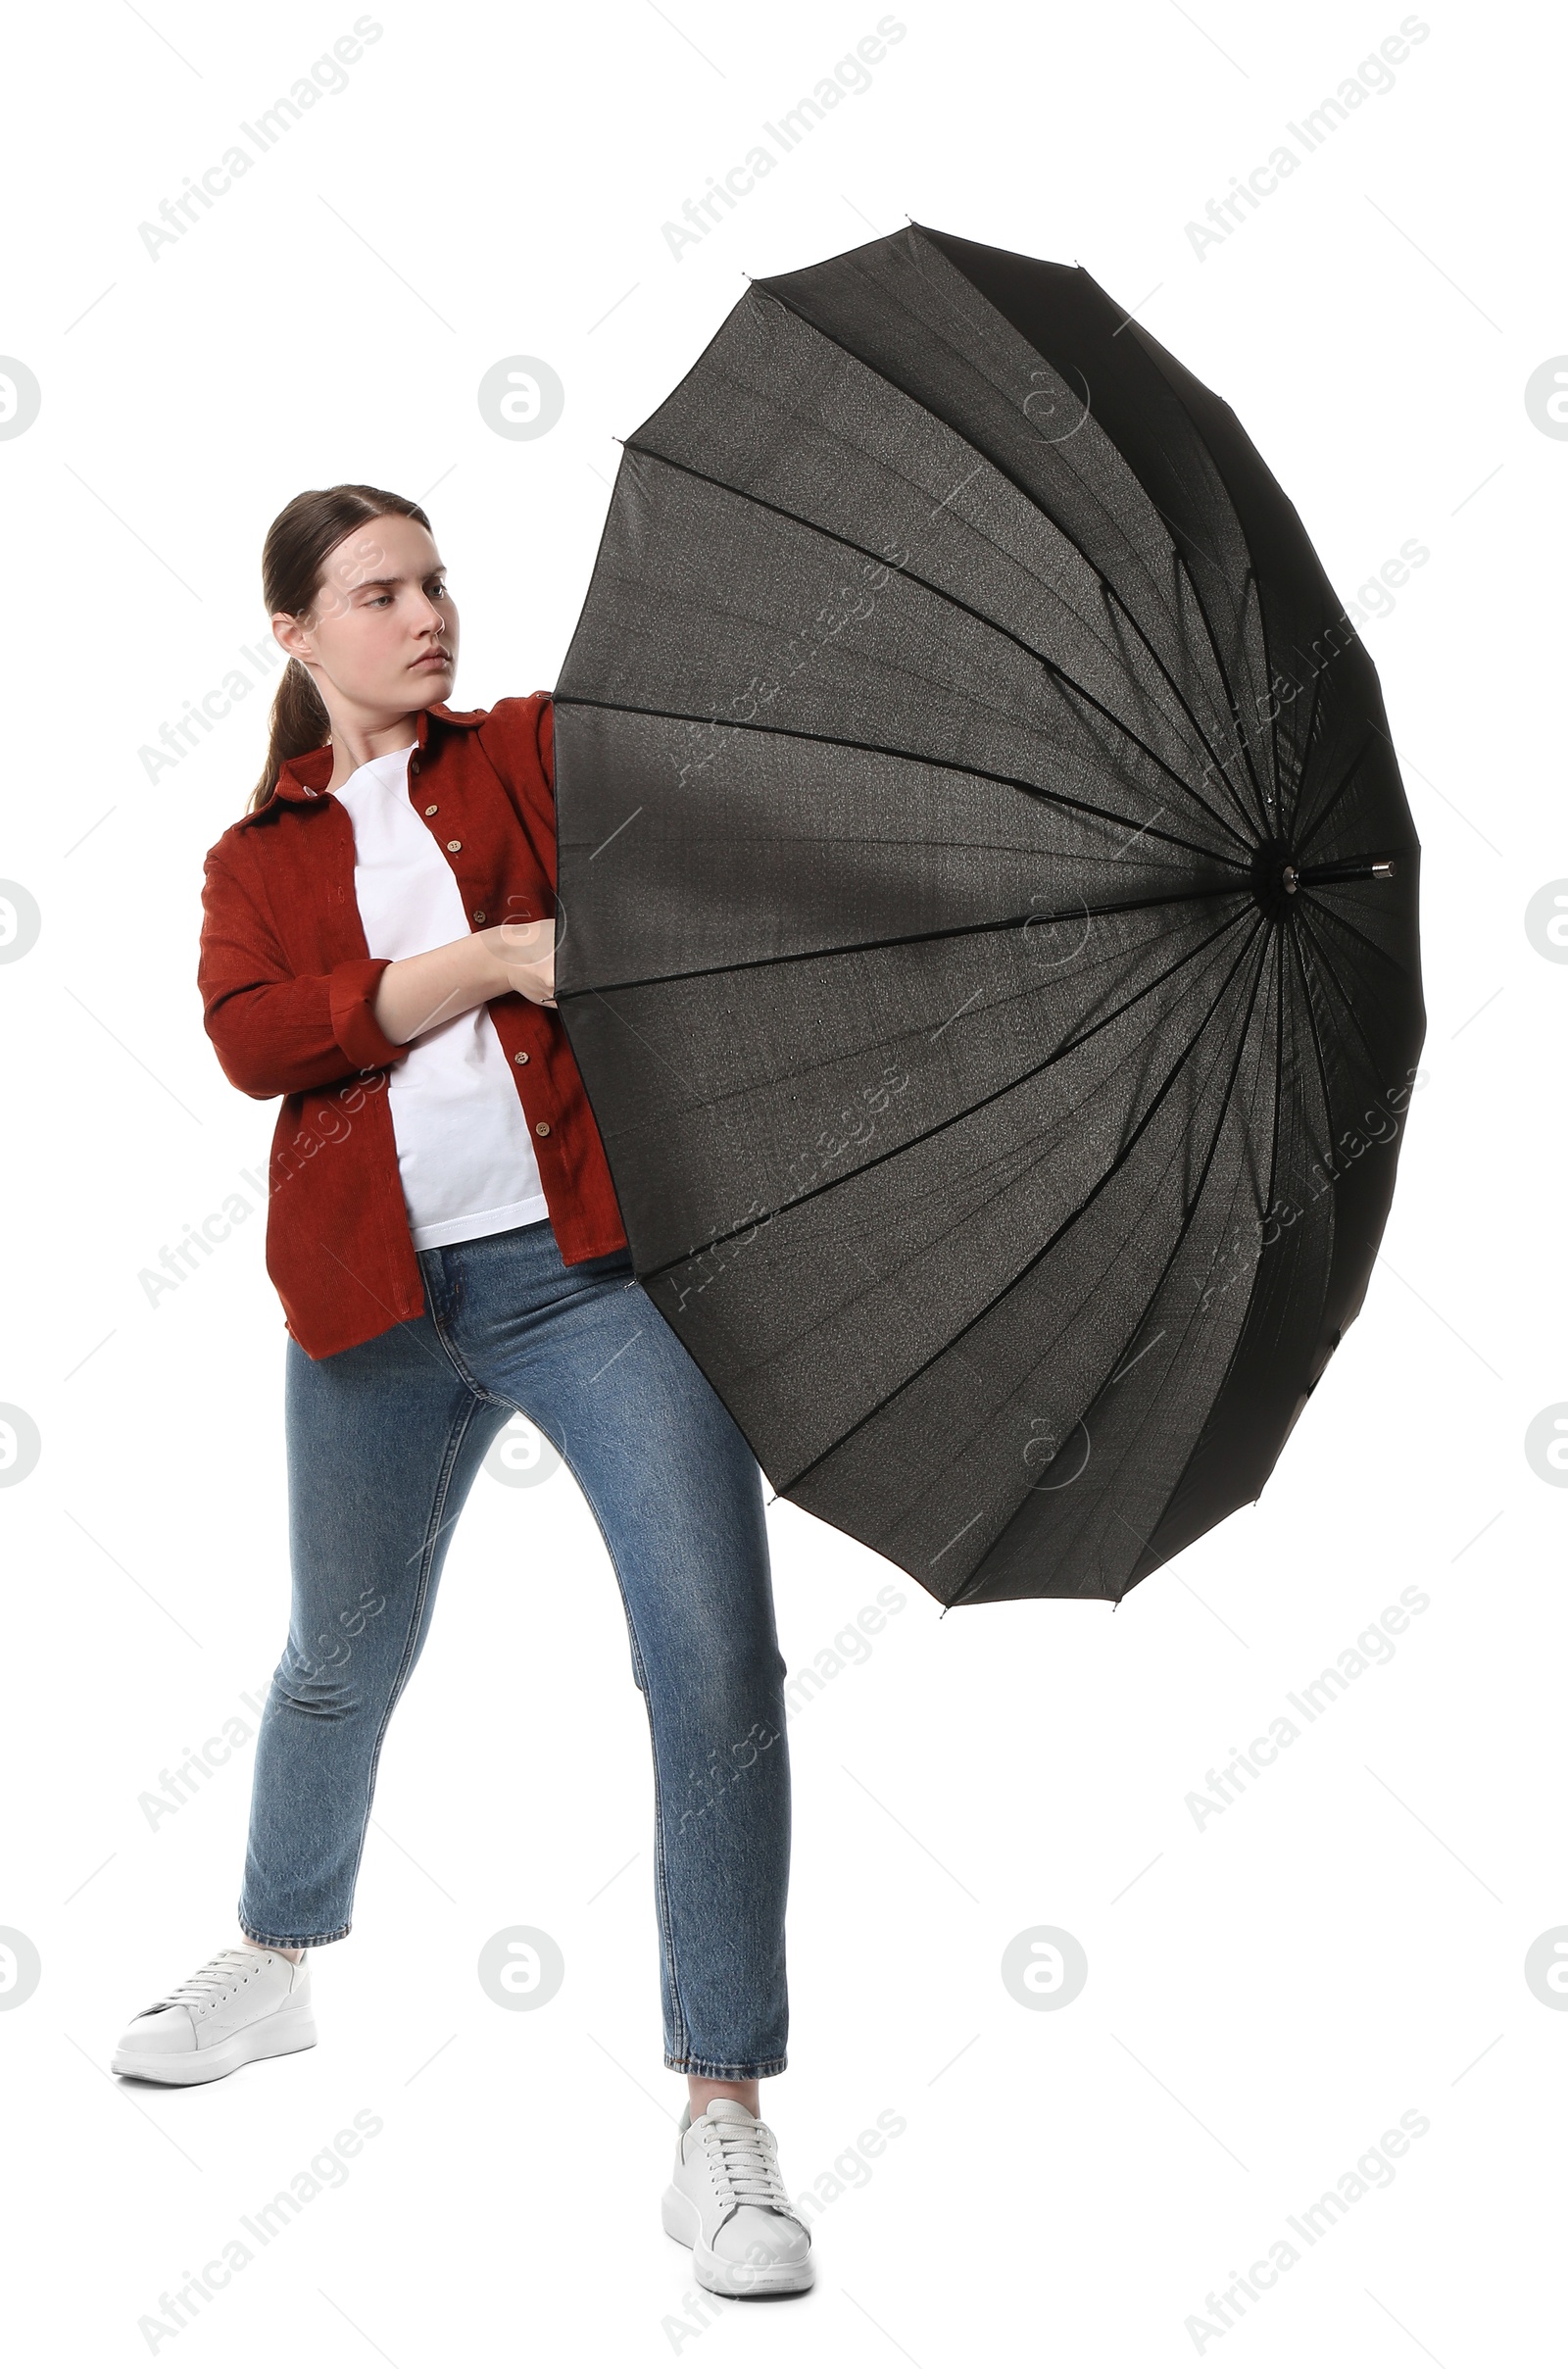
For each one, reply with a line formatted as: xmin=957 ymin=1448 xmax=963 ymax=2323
xmin=551 ymin=222 xmax=1425 ymax=1607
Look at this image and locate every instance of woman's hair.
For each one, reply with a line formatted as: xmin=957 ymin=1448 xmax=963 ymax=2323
xmin=246 ymin=483 xmax=431 ymax=813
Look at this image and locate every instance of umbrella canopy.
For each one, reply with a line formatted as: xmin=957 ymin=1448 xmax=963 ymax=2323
xmin=551 ymin=222 xmax=1425 ymax=1607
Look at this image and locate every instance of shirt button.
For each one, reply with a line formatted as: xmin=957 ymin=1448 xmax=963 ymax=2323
xmin=472 ymin=910 xmax=486 ymax=923
xmin=514 ymin=1050 xmax=530 ymax=1066
xmin=446 ymin=840 xmax=462 ymax=853
xmin=535 ymin=1120 xmax=551 ymax=1137
xmin=424 ymin=804 xmax=438 ymax=816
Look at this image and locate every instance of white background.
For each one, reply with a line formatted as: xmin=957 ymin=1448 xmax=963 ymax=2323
xmin=0 ymin=1 xmax=1561 ymax=2361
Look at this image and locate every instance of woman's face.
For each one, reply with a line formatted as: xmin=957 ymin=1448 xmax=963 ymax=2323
xmin=275 ymin=512 xmax=460 ymax=716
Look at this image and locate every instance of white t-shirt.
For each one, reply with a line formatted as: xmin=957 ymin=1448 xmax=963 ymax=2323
xmin=331 ymin=744 xmax=550 ymax=1253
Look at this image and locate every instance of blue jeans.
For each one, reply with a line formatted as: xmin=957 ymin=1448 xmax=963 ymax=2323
xmin=238 ymin=1219 xmax=791 ymax=2079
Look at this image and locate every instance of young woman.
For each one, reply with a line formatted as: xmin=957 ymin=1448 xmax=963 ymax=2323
xmin=110 ymin=484 xmax=812 ymax=2299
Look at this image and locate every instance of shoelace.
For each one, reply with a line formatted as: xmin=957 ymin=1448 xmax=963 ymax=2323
xmin=699 ymin=2117 xmax=793 ymax=2214
xmin=143 ymin=1948 xmax=267 ymax=2016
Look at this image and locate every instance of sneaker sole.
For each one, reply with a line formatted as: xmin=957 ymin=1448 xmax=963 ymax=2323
xmin=111 ymin=1999 xmax=318 ymax=2086
xmin=661 ymin=2183 xmax=814 ymax=2296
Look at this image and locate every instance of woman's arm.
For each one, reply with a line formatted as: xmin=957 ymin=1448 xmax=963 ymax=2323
xmin=369 ymin=919 xmax=557 ymax=1045
xmin=200 ymin=844 xmax=559 ymax=1100
xmin=200 ymin=846 xmax=413 ymax=1099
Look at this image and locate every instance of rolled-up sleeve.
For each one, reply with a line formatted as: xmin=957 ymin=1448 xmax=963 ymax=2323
xmin=199 ymin=846 xmax=408 ymax=1099
xmin=328 ymin=956 xmax=409 ymax=1071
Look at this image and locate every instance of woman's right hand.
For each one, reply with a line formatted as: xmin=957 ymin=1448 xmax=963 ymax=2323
xmin=479 ymin=917 xmax=557 ymax=1009
xmin=371 ymin=919 xmax=557 ymax=1045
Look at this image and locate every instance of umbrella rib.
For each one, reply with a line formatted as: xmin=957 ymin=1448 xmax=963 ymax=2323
xmin=1283 ymin=907 xmax=1342 ymax=1188
xmin=1078 ymin=913 xmax=1283 ymax=1594
xmin=618 ymin=435 xmax=1256 ymax=857
xmin=562 ymin=876 xmax=1253 ymax=998
xmin=746 ymin=278 xmax=1269 ymax=845
xmin=1277 ymin=642 xmax=1329 ymax=842
xmin=1291 ymin=731 xmax=1377 ymax=860
xmin=1186 ymin=559 xmax=1276 ymax=839
xmin=1300 ymin=642 xmax=1329 ymax=763
xmin=1110 ymin=916 xmax=1300 ymax=1542
xmin=614 ymin=910 xmax=1261 ymax=1263
xmin=1293 ymin=903 xmax=1409 ymax=1213
xmin=766 ymin=912 xmax=1270 ymax=1497
xmin=945 ymin=908 xmax=1280 ymax=1604
xmin=1091 ymin=566 xmax=1272 ymax=845
xmin=1114 ymin=483 xmax=1278 ymax=838
xmin=1058 ymin=362 xmax=1278 ymax=839
xmin=820 ymin=261 xmax=1280 ymax=840
xmin=1083 ymin=930 xmax=1278 ymax=1598
xmin=1108 ymin=311 xmax=1288 ymax=835
xmin=633 ymin=899 xmax=1258 ymax=1281
xmin=632 ymin=426 xmax=1262 ymax=853
xmin=1295 ymin=883 xmax=1409 ymax=976
xmin=556 ymin=692 xmax=1249 ymax=872
xmin=1289 ymin=902 xmax=1397 ymax=1097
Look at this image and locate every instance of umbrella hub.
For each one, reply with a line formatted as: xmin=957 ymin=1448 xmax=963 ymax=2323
xmin=1250 ymin=836 xmax=1300 ymax=919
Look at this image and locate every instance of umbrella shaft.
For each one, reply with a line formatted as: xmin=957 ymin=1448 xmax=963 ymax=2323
xmin=1292 ymin=859 xmax=1396 ymax=888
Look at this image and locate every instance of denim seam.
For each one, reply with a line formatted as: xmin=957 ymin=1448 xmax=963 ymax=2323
xmin=336 ymin=1390 xmax=491 ymax=1915
xmin=664 ymin=2054 xmax=788 ymax=2079
xmin=419 ymin=1255 xmax=515 ymax=1410
xmin=548 ymin=1434 xmax=693 ymax=2067
xmin=641 ymin=1683 xmax=692 ymax=2068
xmin=239 ymin=1918 xmax=350 ymax=1949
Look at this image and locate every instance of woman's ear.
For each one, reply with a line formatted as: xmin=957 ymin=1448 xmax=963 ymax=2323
xmin=271 ymin=610 xmax=312 ymax=666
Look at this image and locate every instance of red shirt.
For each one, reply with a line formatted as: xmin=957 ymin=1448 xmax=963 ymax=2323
xmin=198 ymin=693 xmax=627 ymax=1359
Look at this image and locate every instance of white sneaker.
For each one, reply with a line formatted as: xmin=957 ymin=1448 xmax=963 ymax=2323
xmin=662 ymin=2097 xmax=814 ymax=2296
xmin=111 ymin=1946 xmax=317 ymax=2086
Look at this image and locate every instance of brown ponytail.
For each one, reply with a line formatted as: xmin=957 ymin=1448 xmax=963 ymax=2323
xmin=247 ymin=483 xmax=431 ymax=814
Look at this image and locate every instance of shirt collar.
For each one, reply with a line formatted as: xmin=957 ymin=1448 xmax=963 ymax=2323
xmin=267 ymin=701 xmax=486 ymax=807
